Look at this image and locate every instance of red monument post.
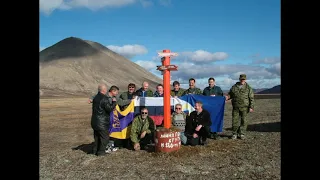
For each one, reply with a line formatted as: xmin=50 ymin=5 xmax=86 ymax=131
xmin=155 ymin=49 xmax=180 ymax=153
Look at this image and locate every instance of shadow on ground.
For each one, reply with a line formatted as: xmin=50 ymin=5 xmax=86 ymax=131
xmin=72 ymin=142 xmax=155 ymax=153
xmin=225 ymin=122 xmax=280 ymax=132
xmin=72 ymin=142 xmax=94 ymax=154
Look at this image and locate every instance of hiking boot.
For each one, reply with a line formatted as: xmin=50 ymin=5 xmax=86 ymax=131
xmin=231 ymin=134 xmax=237 ymax=140
xmin=212 ymin=133 xmax=221 ymax=140
xmin=201 ymin=140 xmax=208 ymax=146
xmin=105 ymin=144 xmax=118 ymax=153
xmin=239 ymin=135 xmax=245 ymax=139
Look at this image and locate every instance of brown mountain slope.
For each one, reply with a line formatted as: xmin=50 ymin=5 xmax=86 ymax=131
xmin=40 ymin=37 xmax=162 ymax=97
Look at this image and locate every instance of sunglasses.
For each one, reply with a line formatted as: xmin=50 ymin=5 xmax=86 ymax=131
xmin=175 ymin=108 xmax=181 ymax=110
xmin=129 ymin=87 xmax=135 ymax=88
xmin=141 ymin=112 xmax=148 ymax=114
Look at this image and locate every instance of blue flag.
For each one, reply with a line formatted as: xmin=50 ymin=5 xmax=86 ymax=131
xmin=179 ymin=95 xmax=225 ymax=132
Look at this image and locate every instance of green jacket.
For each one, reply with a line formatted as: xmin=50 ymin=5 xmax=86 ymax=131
xmin=119 ymin=91 xmax=135 ymax=110
xmin=202 ymin=85 xmax=224 ymax=96
xmin=170 ymin=89 xmax=185 ymax=97
xmin=182 ymin=87 xmax=202 ymax=95
xmin=119 ymin=91 xmax=134 ymax=100
xmin=90 ymin=93 xmax=131 ymax=107
xmin=228 ymin=82 xmax=254 ymax=109
xmin=130 ymin=116 xmax=156 ymax=143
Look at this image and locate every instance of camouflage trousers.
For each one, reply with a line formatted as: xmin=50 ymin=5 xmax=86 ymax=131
xmin=232 ymin=107 xmax=249 ymax=135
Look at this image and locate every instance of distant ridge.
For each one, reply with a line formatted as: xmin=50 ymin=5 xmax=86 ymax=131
xmin=256 ymin=85 xmax=281 ymax=94
xmin=222 ymin=85 xmax=280 ymax=94
xmin=40 ymin=37 xmax=162 ymax=97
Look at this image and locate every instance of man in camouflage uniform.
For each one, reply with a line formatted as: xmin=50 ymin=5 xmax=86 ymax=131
xmin=225 ymin=74 xmax=254 ymax=140
xmin=170 ymin=81 xmax=185 ymax=97
xmin=130 ymin=108 xmax=156 ymax=151
xmin=182 ymin=78 xmax=202 ymax=95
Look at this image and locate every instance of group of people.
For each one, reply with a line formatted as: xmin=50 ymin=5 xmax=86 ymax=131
xmin=89 ymin=74 xmax=255 ymax=156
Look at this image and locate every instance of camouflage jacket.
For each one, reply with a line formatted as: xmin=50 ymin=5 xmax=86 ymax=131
xmin=182 ymin=87 xmax=202 ymax=95
xmin=228 ymin=82 xmax=254 ymax=109
xmin=135 ymin=88 xmax=153 ymax=97
xmin=130 ymin=115 xmax=156 ymax=143
xmin=170 ymin=89 xmax=185 ymax=97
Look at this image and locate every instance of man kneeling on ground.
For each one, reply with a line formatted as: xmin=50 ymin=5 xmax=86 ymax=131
xmin=130 ymin=108 xmax=156 ymax=150
xmin=171 ymin=103 xmax=188 ymax=145
xmin=185 ymin=101 xmax=212 ymax=146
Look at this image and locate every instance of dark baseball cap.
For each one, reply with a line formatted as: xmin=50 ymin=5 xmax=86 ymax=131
xmin=239 ymin=74 xmax=246 ymax=80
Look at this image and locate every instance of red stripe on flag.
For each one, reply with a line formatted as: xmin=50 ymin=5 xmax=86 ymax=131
xmin=149 ymin=115 xmax=164 ymax=126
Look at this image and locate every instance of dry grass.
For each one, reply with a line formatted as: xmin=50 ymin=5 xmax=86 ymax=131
xmin=40 ymin=98 xmax=280 ymax=180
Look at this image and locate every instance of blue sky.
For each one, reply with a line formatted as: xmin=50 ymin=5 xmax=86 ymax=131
xmin=40 ymin=0 xmax=280 ymax=90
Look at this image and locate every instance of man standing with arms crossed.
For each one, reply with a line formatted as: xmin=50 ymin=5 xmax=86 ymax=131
xmin=225 ymin=74 xmax=254 ymax=140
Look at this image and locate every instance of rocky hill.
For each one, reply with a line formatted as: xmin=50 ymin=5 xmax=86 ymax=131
xmin=40 ymin=37 xmax=162 ymax=97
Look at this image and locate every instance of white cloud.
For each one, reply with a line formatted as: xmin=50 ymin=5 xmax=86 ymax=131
xmin=229 ymin=68 xmax=278 ymax=80
xmin=176 ymin=50 xmax=228 ymax=63
xmin=135 ymin=60 xmax=157 ymax=71
xmin=40 ymin=0 xmax=136 ymax=15
xmin=171 ymin=64 xmax=269 ymax=80
xmin=40 ymin=0 xmax=64 ymax=15
xmin=216 ymin=78 xmax=280 ymax=90
xmin=133 ymin=59 xmax=280 ymax=90
xmin=267 ymin=62 xmax=281 ymax=76
xmin=40 ymin=0 xmax=171 ymax=15
xmin=107 ymin=44 xmax=148 ymax=59
xmin=166 ymin=62 xmax=280 ymax=89
xmin=134 ymin=53 xmax=280 ymax=90
xmin=253 ymin=57 xmax=280 ymax=64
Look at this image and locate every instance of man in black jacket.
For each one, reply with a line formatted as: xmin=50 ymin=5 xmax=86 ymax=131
xmin=185 ymin=101 xmax=212 ymax=146
xmin=91 ymin=84 xmax=117 ymax=156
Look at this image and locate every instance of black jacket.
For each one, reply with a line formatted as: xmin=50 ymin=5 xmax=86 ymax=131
xmin=185 ymin=109 xmax=212 ymax=135
xmin=91 ymin=92 xmax=116 ymax=131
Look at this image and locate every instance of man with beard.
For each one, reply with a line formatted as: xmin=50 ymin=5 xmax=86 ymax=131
xmin=185 ymin=101 xmax=212 ymax=146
